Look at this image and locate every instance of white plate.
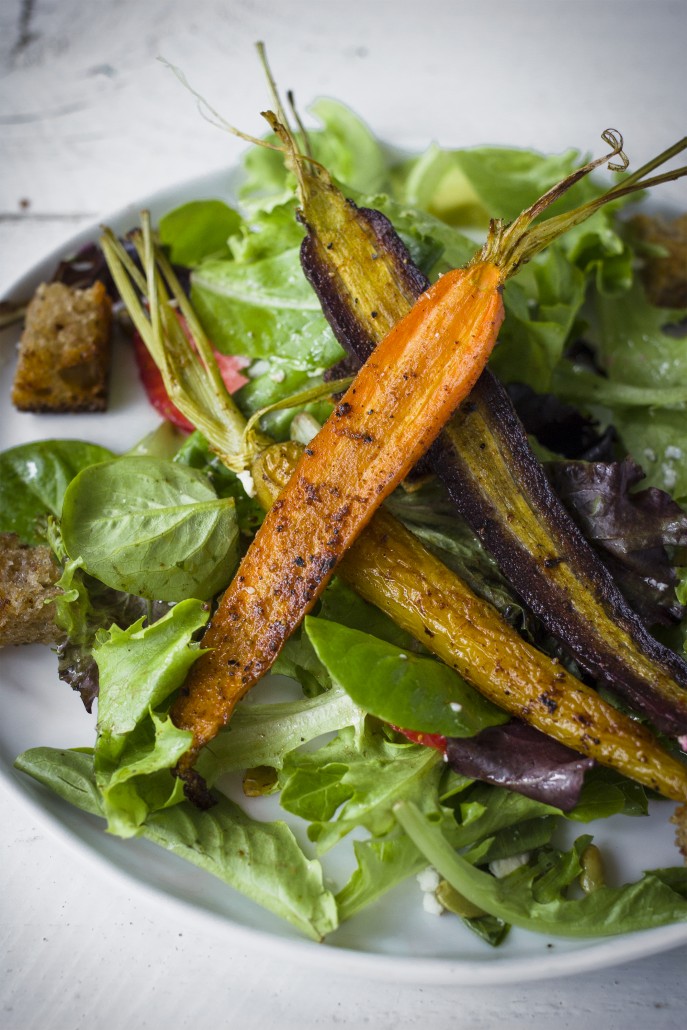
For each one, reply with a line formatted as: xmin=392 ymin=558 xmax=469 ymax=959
xmin=1 ymin=170 xmax=686 ymax=986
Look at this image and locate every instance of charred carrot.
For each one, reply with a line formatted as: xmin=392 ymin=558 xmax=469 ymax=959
xmin=171 ymin=261 xmax=504 ymax=778
xmin=104 ymin=76 xmax=687 ymax=796
xmin=104 ymin=216 xmax=687 ymax=807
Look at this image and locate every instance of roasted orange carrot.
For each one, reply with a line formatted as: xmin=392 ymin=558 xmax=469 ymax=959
xmin=172 ymin=262 xmax=504 ymax=777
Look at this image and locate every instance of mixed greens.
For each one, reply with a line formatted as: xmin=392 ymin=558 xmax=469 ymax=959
xmin=4 ymin=98 xmax=687 ymax=947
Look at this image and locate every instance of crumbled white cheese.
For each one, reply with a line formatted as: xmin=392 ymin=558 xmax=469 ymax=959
xmin=416 ymin=867 xmax=441 ymax=892
xmin=237 ymin=469 xmax=256 ymax=497
xmin=422 ymin=892 xmax=444 ymax=916
xmin=269 ymin=368 xmax=286 ymax=383
xmin=398 ymin=653 xmax=408 ymax=661
xmin=665 ymin=445 xmax=683 ymax=460
xmin=449 ymin=702 xmax=462 ymax=712
xmin=662 ymin=464 xmax=678 ymax=490
xmin=489 ymin=853 xmax=531 ymax=879
xmin=644 ymin=448 xmax=657 ymax=463
xmin=248 ymin=359 xmax=270 ymax=378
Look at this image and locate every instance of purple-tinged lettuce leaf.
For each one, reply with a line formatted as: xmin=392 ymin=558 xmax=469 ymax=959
xmin=445 ymin=721 xmax=594 ymax=811
xmin=547 ymin=456 xmax=687 ymax=626
xmin=52 ymin=552 xmax=172 ymax=712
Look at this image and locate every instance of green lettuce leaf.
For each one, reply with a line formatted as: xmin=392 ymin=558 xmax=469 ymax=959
xmin=240 ymin=98 xmax=389 ymax=207
xmin=94 ymin=598 xmax=208 ymax=739
xmin=490 ymin=247 xmax=587 ymax=392
xmin=197 ymin=684 xmax=365 ymax=781
xmin=158 ymin=199 xmax=242 ymax=266
xmin=14 ymin=747 xmax=338 ymax=940
xmin=280 ymin=723 xmax=442 ymax=853
xmin=92 ymin=599 xmax=208 ymax=835
xmin=553 ymin=281 xmax=687 ymax=500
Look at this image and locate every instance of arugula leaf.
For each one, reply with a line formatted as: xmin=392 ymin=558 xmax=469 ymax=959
xmin=61 ymin=456 xmax=239 ymax=601
xmin=0 ymin=439 xmax=113 ymax=544
xmin=14 ymin=747 xmax=338 ymax=940
xmin=305 ymin=616 xmax=507 ymax=737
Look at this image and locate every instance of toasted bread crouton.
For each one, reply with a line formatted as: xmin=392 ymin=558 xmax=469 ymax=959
xmin=0 ymin=533 xmax=63 ymax=646
xmin=11 ymin=280 xmax=112 ymax=412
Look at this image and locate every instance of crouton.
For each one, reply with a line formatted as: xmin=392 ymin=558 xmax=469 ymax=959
xmin=0 ymin=533 xmax=63 ymax=646
xmin=11 ymin=280 xmax=112 ymax=412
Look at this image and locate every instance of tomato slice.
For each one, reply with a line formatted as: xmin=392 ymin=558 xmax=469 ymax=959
xmin=132 ymin=325 xmax=249 ymax=432
xmin=396 ymin=728 xmax=447 ymax=751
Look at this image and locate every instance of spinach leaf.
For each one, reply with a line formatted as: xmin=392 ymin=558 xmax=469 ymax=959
xmin=158 ymin=199 xmax=242 ymax=266
xmin=0 ymin=439 xmax=113 ymax=544
xmin=305 ymin=616 xmax=507 ymax=737
xmin=61 ymin=455 xmax=239 ymax=601
xmin=173 ymin=431 xmax=264 ymax=536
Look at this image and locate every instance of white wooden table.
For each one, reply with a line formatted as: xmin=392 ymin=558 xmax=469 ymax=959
xmin=1 ymin=2 xmax=686 ymax=1026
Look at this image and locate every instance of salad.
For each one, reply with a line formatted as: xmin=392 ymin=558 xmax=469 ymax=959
xmin=2 ymin=86 xmax=687 ymax=951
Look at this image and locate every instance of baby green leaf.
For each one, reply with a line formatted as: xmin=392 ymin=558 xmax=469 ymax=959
xmin=305 ymin=616 xmax=507 ymax=737
xmin=61 ymin=456 xmax=239 ymax=600
xmin=0 ymin=439 xmax=113 ymax=544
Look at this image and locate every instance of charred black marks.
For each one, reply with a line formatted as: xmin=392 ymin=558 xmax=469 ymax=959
xmin=544 ymin=556 xmax=565 ymax=569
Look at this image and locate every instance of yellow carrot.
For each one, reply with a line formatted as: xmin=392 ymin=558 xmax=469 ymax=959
xmin=252 ymin=440 xmax=687 ymax=803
